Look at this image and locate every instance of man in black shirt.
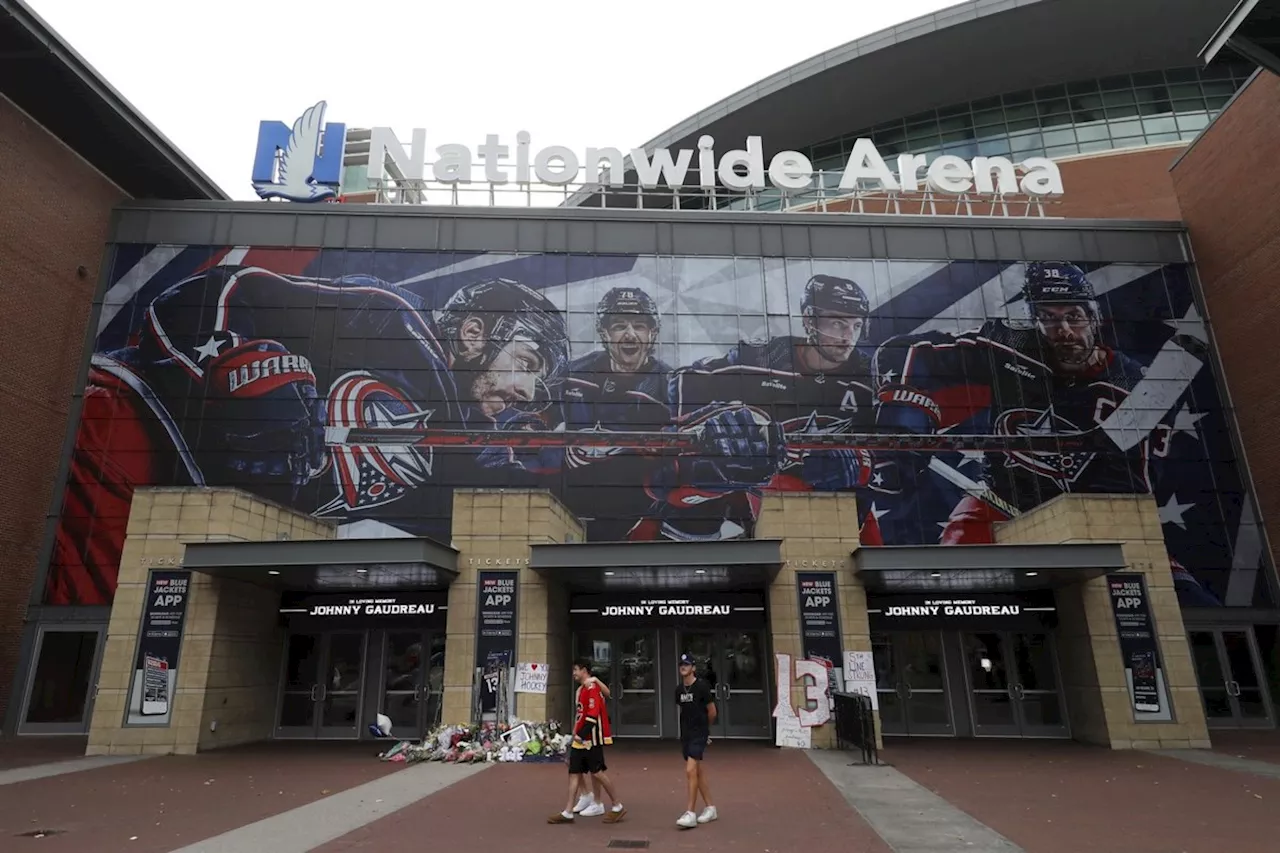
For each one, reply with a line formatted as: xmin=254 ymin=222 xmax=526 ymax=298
xmin=674 ymin=653 xmax=717 ymax=829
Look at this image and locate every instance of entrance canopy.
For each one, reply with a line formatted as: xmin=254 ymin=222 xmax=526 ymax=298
xmin=530 ymin=539 xmax=783 ymax=591
xmin=854 ymin=542 xmax=1126 ymax=593
xmin=182 ymin=537 xmax=459 ymax=591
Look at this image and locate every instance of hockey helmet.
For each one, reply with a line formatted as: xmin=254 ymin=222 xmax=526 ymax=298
xmin=596 ymin=286 xmax=661 ymax=337
xmin=436 ymin=278 xmax=570 ymax=396
xmin=801 ymin=274 xmax=871 ymax=342
xmin=1022 ymin=262 xmax=1097 ymax=308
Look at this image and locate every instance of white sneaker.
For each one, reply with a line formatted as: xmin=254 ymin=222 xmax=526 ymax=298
xmin=677 ymin=810 xmax=698 ymax=829
xmin=580 ymin=803 xmax=606 ymax=817
xmin=697 ymin=805 xmax=718 ymax=823
xmin=573 ymin=794 xmax=594 ymax=814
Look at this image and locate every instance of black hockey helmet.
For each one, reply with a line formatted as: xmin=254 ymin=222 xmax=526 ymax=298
xmin=1022 ymin=262 xmax=1096 ymax=308
xmin=596 ymin=286 xmax=660 ymax=337
xmin=801 ymin=274 xmax=870 ymax=341
xmin=436 ymin=278 xmax=570 ymax=393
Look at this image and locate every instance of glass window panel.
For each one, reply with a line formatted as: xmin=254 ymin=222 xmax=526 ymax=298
xmin=1165 ymin=67 xmax=1199 ymax=83
xmin=1103 ymin=89 xmax=1136 ymax=107
xmin=1074 ymin=122 xmax=1110 ymax=142
xmin=1176 ymin=112 xmax=1211 ymax=133
xmin=905 ymin=132 xmax=941 ymax=149
xmin=1172 ymin=95 xmax=1207 ymax=113
xmin=972 ymin=95 xmax=1002 ymax=110
xmin=1009 ymin=131 xmax=1043 ymax=153
xmin=937 ymin=115 xmax=972 ymax=133
xmin=940 ymin=127 xmax=974 ymax=144
xmin=1109 ymin=118 xmax=1143 ymax=140
xmin=877 ymin=127 xmax=908 ymax=145
xmin=1039 ymin=111 xmax=1074 ymax=129
xmin=811 ymin=140 xmax=842 ymax=161
xmin=1003 ymin=89 xmax=1033 ymax=105
xmin=1105 ymin=101 xmax=1141 ymax=119
xmin=1042 ymin=127 xmax=1077 ymax=146
xmin=1146 ymin=131 xmax=1182 ymax=144
xmin=1138 ymin=98 xmax=1175 ymax=117
xmin=1038 ymin=97 xmax=1070 ymax=116
xmin=938 ymin=103 xmax=970 ymax=118
xmin=904 ymin=110 xmax=936 ymax=125
xmin=1078 ymin=137 xmax=1113 ymax=154
xmin=1045 ymin=143 xmax=1081 ymax=158
xmin=972 ymin=108 xmax=1006 ymax=127
xmin=1071 ymin=93 xmax=1105 ymax=111
xmin=977 ymin=137 xmax=1012 ymax=156
xmin=1142 ymin=116 xmax=1178 ymax=135
xmin=1067 ymin=78 xmax=1100 ymax=94
xmin=1205 ymin=92 xmax=1233 ymax=111
xmin=1132 ymin=70 xmax=1166 ymax=87
xmin=1004 ymin=103 xmax=1038 ymax=120
xmin=1201 ymin=63 xmax=1236 ymax=80
xmin=1202 ymin=80 xmax=1238 ymax=98
xmin=1007 ymin=117 xmax=1040 ymax=132
xmin=1098 ymin=74 xmax=1132 ymax=90
xmin=942 ymin=141 xmax=979 ymax=158
xmin=1168 ymin=82 xmax=1203 ymax=100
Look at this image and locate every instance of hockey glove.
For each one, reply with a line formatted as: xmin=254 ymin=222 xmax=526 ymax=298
xmin=689 ymin=405 xmax=787 ymax=488
xmin=801 ymin=447 xmax=875 ymax=492
xmin=200 ymin=340 xmax=327 ymax=486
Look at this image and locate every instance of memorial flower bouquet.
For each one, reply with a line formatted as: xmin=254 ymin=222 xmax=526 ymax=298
xmin=391 ymin=719 xmax=569 ymax=765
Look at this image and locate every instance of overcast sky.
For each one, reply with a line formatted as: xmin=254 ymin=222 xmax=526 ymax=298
xmin=26 ymin=0 xmax=963 ymax=200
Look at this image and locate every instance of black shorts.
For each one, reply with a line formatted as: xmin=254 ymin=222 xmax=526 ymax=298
xmin=681 ymin=734 xmax=708 ymax=761
xmin=568 ymin=745 xmax=607 ymax=775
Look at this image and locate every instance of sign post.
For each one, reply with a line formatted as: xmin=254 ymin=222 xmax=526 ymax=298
xmin=125 ymin=570 xmax=192 ymax=727
xmin=1107 ymin=573 xmax=1169 ymax=717
xmin=476 ymin=571 xmax=520 ymax=714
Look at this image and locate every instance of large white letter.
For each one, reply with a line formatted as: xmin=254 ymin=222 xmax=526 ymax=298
xmin=795 ymin=658 xmax=831 ymax=727
xmin=630 ymin=147 xmax=695 ymax=189
xmin=369 ymin=127 xmax=426 ymax=181
xmin=516 ymin=131 xmax=531 ymax=183
xmin=896 ymin=153 xmax=929 ymax=192
xmin=1019 ymin=157 xmax=1065 ymax=196
xmin=717 ymin=135 xmax=766 ymax=190
xmin=773 ymin=652 xmax=793 ymax=717
xmin=926 ymin=155 xmax=975 ymax=194
xmin=768 ymin=150 xmax=813 ymax=190
xmin=839 ymin=138 xmax=899 ymax=191
xmin=534 ymin=145 xmax=580 ymax=185
xmin=433 ymin=144 xmax=472 ymax=183
xmin=697 ymin=135 xmax=717 ymax=189
xmin=971 ymin=156 xmax=1019 ymax=194
xmin=477 ymin=134 xmax=509 ymax=183
xmin=584 ymin=147 xmax=626 ymax=185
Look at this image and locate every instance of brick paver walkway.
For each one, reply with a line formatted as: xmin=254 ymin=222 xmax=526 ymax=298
xmin=886 ymin=739 xmax=1280 ymax=853
xmin=311 ymin=741 xmax=892 ymax=853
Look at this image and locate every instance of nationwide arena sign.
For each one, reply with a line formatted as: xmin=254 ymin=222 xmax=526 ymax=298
xmin=251 ymin=101 xmax=1065 ymax=203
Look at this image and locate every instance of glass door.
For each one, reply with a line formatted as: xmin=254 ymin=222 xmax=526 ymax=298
xmin=678 ymin=630 xmax=773 ymax=739
xmin=572 ymin=630 xmax=661 ymax=737
xmin=871 ymin=631 xmax=954 ymax=736
xmin=381 ymin=631 xmax=446 ymax=741
xmin=1188 ymin=628 xmax=1275 ymax=729
xmin=961 ymin=631 xmax=1068 ymax=738
xmin=18 ymin=625 xmax=106 ymax=734
xmin=276 ymin=631 xmax=367 ymax=739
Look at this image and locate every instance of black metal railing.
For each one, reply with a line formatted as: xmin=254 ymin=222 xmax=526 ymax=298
xmin=831 ymin=691 xmax=879 ymax=765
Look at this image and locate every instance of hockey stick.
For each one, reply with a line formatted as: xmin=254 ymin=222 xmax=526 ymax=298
xmin=323 ymin=425 xmax=1115 ymax=455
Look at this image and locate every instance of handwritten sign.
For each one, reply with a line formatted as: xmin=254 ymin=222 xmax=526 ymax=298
xmin=515 ymin=662 xmax=548 ymax=694
xmin=843 ymin=650 xmax=878 ymax=711
xmin=775 ymin=713 xmax=812 ymax=749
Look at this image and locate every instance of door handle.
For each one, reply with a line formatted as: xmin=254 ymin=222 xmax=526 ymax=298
xmin=309 ymin=684 xmax=320 ymax=701
xmin=1013 ymin=683 xmax=1025 ymax=701
xmin=902 ymin=683 xmax=913 ymax=699
xmin=316 ymin=684 xmax=328 ymax=701
xmin=1228 ymin=680 xmax=1241 ymax=697
xmin=413 ymin=684 xmax=423 ymax=702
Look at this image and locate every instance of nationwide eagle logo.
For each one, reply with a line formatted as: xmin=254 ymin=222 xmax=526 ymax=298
xmin=993 ymin=406 xmax=1096 ymax=488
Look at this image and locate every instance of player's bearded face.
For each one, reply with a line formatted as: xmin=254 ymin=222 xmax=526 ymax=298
xmin=808 ymin=310 xmax=863 ymax=365
xmin=1036 ymin=304 xmax=1097 ymax=372
xmin=470 ymin=339 xmax=545 ymax=417
xmin=603 ymin=316 xmax=656 ymax=373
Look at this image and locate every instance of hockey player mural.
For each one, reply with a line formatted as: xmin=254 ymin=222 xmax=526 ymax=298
xmin=45 ymin=247 xmax=1268 ymax=610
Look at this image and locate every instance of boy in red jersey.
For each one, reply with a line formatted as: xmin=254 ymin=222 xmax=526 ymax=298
xmin=548 ymin=659 xmax=626 ymax=824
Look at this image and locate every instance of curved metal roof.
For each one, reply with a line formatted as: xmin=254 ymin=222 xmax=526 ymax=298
xmin=569 ymin=0 xmax=1243 ymax=206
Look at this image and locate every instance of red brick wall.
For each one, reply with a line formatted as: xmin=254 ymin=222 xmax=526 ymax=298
xmin=1171 ymin=71 xmax=1280 ymax=581
xmin=0 ymin=94 xmax=126 ymax=728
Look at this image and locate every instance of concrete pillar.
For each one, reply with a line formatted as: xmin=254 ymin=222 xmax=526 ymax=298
xmin=443 ymin=489 xmax=583 ymax=727
xmin=995 ymin=493 xmax=1211 ymax=749
xmin=86 ymin=487 xmax=335 ymax=756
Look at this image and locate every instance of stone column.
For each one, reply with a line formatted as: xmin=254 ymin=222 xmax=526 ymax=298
xmin=443 ymin=489 xmax=583 ymax=727
xmin=757 ymin=491 xmax=867 ymax=749
xmin=87 ymin=487 xmax=335 ymax=756
xmin=994 ymin=493 xmax=1210 ymax=749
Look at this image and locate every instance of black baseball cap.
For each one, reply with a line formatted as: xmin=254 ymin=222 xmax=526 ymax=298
xmin=679 ymin=653 xmax=695 ymax=666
